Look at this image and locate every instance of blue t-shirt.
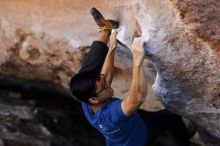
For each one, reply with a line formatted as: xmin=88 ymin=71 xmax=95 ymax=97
xmin=82 ymin=97 xmax=148 ymax=146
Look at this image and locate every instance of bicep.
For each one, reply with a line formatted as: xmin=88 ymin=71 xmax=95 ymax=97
xmin=121 ymin=96 xmax=144 ymax=116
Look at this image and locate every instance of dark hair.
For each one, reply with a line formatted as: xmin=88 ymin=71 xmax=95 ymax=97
xmin=69 ymin=71 xmax=98 ymax=104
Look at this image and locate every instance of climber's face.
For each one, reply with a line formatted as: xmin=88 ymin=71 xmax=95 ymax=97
xmin=89 ymin=74 xmax=113 ymax=104
xmin=96 ymin=74 xmax=113 ymax=100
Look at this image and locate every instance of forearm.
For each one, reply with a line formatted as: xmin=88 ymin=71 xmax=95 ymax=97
xmin=100 ymin=49 xmax=115 ymax=84
xmin=121 ymin=37 xmax=148 ymax=116
xmin=129 ymin=65 xmax=148 ymax=108
xmin=121 ymin=64 xmax=147 ymax=116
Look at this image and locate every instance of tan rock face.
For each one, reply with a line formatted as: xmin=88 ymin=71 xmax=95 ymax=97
xmin=0 ymin=0 xmax=132 ymax=88
xmin=0 ymin=0 xmax=220 ymax=145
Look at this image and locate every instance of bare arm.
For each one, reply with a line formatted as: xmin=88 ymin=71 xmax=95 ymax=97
xmin=121 ymin=38 xmax=148 ymax=116
xmin=100 ymin=30 xmax=117 ymax=85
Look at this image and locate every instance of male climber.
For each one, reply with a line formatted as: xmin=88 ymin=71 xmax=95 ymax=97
xmin=70 ymin=8 xmax=194 ymax=146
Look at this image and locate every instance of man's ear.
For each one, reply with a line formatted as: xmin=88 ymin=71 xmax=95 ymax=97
xmin=89 ymin=97 xmax=99 ymax=104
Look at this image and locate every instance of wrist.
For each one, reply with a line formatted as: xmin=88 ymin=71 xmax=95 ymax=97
xmin=108 ymin=48 xmax=116 ymax=53
xmin=133 ymin=60 xmax=143 ymax=67
xmin=133 ymin=63 xmax=142 ymax=68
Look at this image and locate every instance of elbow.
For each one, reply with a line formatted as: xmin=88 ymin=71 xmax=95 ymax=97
xmin=128 ymin=89 xmax=147 ymax=107
xmin=137 ymin=97 xmax=145 ymax=106
xmin=123 ymin=94 xmax=146 ymax=116
xmin=131 ymin=95 xmax=146 ymax=106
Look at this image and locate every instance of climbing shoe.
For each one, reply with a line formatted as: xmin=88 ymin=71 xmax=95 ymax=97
xmin=90 ymin=7 xmax=119 ymax=32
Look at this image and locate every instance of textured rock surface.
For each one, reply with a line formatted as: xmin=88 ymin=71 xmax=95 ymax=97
xmin=0 ymin=0 xmax=220 ymax=145
xmin=0 ymin=0 xmax=163 ymax=111
xmin=138 ymin=1 xmax=220 ymax=145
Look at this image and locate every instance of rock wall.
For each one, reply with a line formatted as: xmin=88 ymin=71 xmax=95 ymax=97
xmin=137 ymin=1 xmax=220 ymax=145
xmin=0 ymin=0 xmax=220 ymax=145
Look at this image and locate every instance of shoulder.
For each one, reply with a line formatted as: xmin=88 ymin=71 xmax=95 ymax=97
xmin=81 ymin=102 xmax=88 ymax=110
xmin=104 ymin=97 xmax=122 ymax=111
xmin=81 ymin=102 xmax=93 ymax=117
xmin=103 ymin=97 xmax=130 ymax=124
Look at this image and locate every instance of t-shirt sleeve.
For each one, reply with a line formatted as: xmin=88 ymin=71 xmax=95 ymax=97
xmin=81 ymin=102 xmax=87 ymax=116
xmin=109 ymin=99 xmax=129 ymax=124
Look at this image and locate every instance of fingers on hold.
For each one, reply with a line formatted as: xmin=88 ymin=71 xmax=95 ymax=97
xmin=111 ymin=29 xmax=119 ymax=35
xmin=133 ymin=37 xmax=145 ymax=48
xmin=134 ymin=37 xmax=141 ymax=41
xmin=133 ymin=37 xmax=141 ymax=46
